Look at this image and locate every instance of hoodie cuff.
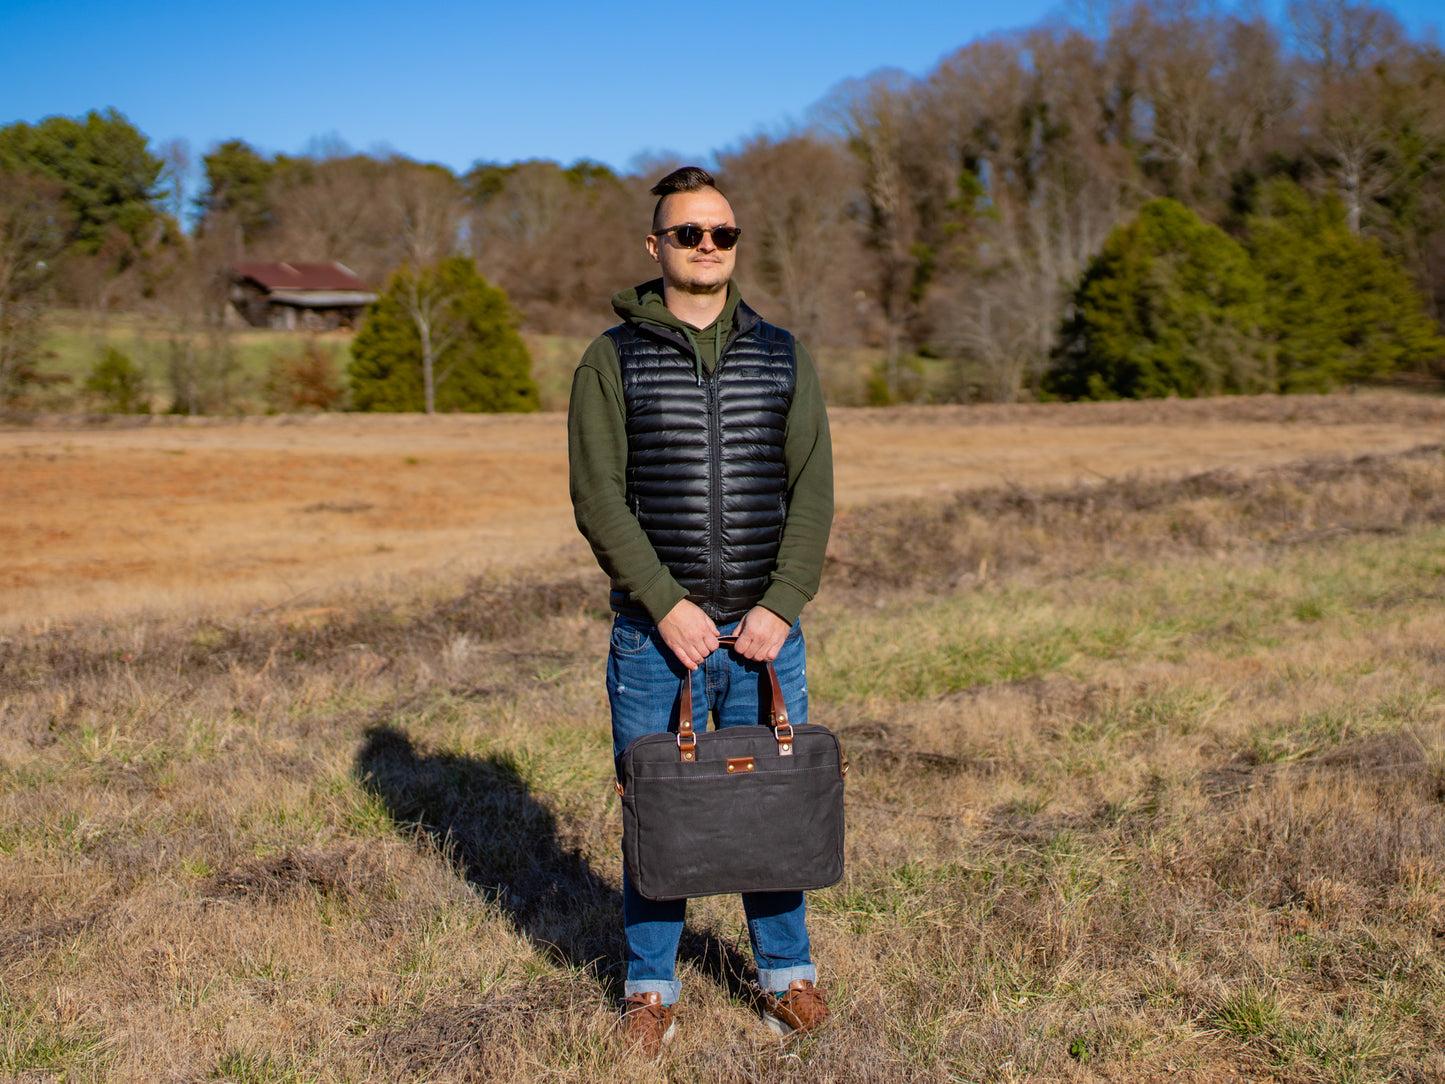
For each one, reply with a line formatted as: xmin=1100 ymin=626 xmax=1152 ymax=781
xmin=634 ymin=573 xmax=690 ymax=626
xmin=757 ymin=580 xmax=811 ymax=628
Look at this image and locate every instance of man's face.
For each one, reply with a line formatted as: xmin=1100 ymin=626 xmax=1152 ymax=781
xmin=646 ymin=188 xmax=737 ymax=296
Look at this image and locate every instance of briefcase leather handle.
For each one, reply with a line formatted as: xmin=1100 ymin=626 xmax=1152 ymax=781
xmin=676 ymin=635 xmax=793 ymax=762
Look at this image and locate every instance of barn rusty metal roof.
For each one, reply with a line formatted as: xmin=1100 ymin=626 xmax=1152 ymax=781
xmin=266 ymin=289 xmax=378 ymax=307
xmin=234 ymin=261 xmax=372 ymax=292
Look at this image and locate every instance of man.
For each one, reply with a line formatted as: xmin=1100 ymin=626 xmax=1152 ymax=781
xmin=568 ymin=166 xmax=834 ymax=1055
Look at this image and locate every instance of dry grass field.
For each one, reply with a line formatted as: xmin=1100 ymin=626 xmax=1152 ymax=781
xmin=3 ymin=394 xmax=1442 ymax=631
xmin=4 ymin=393 xmax=1445 ymax=1082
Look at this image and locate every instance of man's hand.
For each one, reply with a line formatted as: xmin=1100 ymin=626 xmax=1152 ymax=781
xmin=657 ymin=599 xmax=719 ymax=671
xmin=731 ymin=606 xmax=791 ymax=662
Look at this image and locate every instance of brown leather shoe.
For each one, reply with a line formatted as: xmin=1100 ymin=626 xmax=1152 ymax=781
xmin=620 ymin=991 xmax=676 ymax=1057
xmin=760 ymin=979 xmax=830 ymax=1037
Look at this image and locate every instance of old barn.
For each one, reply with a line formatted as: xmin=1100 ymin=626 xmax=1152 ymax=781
xmin=230 ymin=262 xmax=378 ymax=330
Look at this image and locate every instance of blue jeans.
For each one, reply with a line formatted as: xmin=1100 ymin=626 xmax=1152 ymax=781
xmin=608 ymin=612 xmax=817 ymax=1005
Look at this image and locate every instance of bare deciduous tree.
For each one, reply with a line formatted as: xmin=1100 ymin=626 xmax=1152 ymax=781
xmin=468 ymin=160 xmax=651 ymax=334
xmin=400 ymin=267 xmax=467 ymax=416
xmin=382 ymin=161 xmax=464 ymax=271
xmin=1291 ymin=0 xmax=1410 ymax=234
xmin=0 ymin=173 xmax=70 ymax=403
xmin=717 ymin=135 xmax=866 ymax=347
xmin=919 ymin=28 xmax=1137 ymax=400
xmin=823 ymin=70 xmax=938 ymax=399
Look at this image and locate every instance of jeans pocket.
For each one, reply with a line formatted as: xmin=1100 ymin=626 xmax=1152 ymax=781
xmin=610 ymin=618 xmax=656 ymax=658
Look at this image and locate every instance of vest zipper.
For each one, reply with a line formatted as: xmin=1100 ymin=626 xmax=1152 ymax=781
xmin=706 ymin=366 xmax=724 ymax=615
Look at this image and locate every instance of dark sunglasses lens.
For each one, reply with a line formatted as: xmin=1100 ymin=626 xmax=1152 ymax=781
xmin=673 ymin=225 xmax=705 ymax=247
xmin=711 ymin=227 xmax=741 ymax=250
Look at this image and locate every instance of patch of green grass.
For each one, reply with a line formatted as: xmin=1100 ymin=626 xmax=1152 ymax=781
xmin=335 ymin=776 xmax=398 ymax=838
xmin=180 ymin=855 xmax=216 ymax=879
xmin=2 ymin=1033 xmax=106 ymax=1075
xmin=1274 ymin=1011 xmax=1391 ymax=1081
xmin=1210 ymin=983 xmax=1281 ymax=1039
xmin=1074 ymin=685 xmax=1222 ymax=743
xmin=816 ymin=529 xmax=1445 ymax=703
xmin=37 ymin=310 xmax=355 ymax=413
xmin=0 ymin=996 xmax=107 ymax=1077
xmin=812 ymin=597 xmax=1076 ymax=701
xmin=1239 ymin=689 xmax=1445 ymax=765
xmin=211 ymin=1050 xmax=312 ymax=1083
xmin=813 ymin=860 xmax=982 ymax=933
xmin=1241 ymin=709 xmax=1352 ymax=764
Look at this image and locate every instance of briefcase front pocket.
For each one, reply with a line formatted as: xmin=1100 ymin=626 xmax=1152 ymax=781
xmin=617 ymin=642 xmax=846 ymax=901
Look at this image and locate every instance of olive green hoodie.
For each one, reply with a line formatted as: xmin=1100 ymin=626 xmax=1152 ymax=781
xmin=568 ymin=279 xmax=833 ymax=625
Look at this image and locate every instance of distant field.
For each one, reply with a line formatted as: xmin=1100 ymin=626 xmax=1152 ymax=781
xmin=37 ymin=310 xmax=356 ymax=414
xmin=4 ymin=394 xmax=1445 ymax=1081
xmin=35 ymin=310 xmax=938 ymax=413
xmin=3 ymin=393 xmax=1443 ymax=631
xmin=37 ymin=310 xmax=594 ymax=414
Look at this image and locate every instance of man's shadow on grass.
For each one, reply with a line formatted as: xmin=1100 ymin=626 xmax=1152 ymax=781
xmin=354 ymin=724 xmax=753 ymax=1002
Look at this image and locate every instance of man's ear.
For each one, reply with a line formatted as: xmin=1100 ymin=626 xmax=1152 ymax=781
xmin=645 ymin=234 xmax=660 ymax=263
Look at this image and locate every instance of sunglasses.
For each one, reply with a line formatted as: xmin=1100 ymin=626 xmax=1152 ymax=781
xmin=654 ymin=223 xmax=743 ymax=250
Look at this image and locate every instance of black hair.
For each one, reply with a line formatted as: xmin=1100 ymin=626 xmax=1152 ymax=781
xmin=650 ymin=166 xmax=726 ymax=231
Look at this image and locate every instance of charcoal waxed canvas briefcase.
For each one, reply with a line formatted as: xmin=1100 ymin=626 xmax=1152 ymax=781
xmin=617 ymin=638 xmax=846 ymax=902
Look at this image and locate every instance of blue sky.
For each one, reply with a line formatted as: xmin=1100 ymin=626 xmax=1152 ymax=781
xmin=2 ymin=0 xmax=1440 ymax=179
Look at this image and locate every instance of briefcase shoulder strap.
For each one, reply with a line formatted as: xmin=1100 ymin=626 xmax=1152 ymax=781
xmin=677 ymin=636 xmax=794 ymax=763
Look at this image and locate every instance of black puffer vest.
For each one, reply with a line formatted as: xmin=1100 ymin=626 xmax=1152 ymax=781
xmin=608 ymin=306 xmax=796 ymax=624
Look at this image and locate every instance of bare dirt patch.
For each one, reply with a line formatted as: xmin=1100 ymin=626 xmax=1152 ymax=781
xmin=3 ymin=394 xmax=1441 ymax=628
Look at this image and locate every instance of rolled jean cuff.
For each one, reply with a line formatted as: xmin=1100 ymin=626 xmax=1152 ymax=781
xmin=624 ymin=979 xmax=682 ymax=1006
xmin=757 ymin=964 xmax=816 ymax=994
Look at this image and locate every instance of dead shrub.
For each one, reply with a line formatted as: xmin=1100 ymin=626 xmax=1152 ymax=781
xmin=1211 ymin=770 xmax=1445 ymax=920
xmin=367 ymin=975 xmax=610 ymax=1080
xmin=262 ymin=340 xmax=346 ymax=412
xmin=0 ymin=913 xmax=102 ymax=965
xmin=203 ymin=844 xmax=386 ymax=904
xmin=0 ymin=571 xmax=602 ymax=702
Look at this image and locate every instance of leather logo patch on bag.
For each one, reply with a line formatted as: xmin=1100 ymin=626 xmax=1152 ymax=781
xmin=726 ymin=756 xmax=755 ymax=773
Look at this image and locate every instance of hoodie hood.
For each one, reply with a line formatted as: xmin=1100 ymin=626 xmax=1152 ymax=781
xmin=611 ymin=278 xmax=742 ymax=332
xmin=612 ymin=279 xmax=746 ymax=383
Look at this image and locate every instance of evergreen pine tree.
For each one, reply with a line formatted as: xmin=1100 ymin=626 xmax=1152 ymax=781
xmin=1245 ymin=179 xmax=1445 ymax=391
xmin=348 ymin=258 xmax=539 ymax=413
xmin=1049 ymin=200 xmax=1274 ymax=400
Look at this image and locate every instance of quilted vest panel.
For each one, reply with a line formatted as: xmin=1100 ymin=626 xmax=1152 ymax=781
xmin=609 ymin=318 xmax=796 ymax=623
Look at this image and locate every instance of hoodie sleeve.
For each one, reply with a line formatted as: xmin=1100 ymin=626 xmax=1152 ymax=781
xmin=568 ymin=335 xmax=689 ymax=622
xmin=757 ymin=339 xmax=834 ymax=625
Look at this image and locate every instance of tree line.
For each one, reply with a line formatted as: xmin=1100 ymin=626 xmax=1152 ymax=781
xmin=2 ymin=0 xmax=1442 ymax=411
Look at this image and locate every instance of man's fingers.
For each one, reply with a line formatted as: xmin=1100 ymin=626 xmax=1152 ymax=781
xmin=732 ymin=607 xmax=788 ymax=662
xmin=658 ymin=599 xmax=721 ymax=670
xmin=738 ymin=640 xmax=780 ymax=663
xmin=732 ymin=632 xmax=774 ymax=662
xmin=680 ymin=641 xmax=704 ymax=668
xmin=665 ymin=634 xmax=716 ymax=670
